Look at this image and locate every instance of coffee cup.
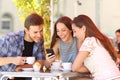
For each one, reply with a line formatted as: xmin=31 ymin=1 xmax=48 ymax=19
xmin=51 ymin=61 xmax=61 ymax=70
xmin=62 ymin=62 xmax=72 ymax=71
xmin=25 ymin=57 xmax=35 ymax=64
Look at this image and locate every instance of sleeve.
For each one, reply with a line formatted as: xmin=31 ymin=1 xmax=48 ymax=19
xmin=0 ymin=34 xmax=18 ymax=57
xmin=0 ymin=37 xmax=9 ymax=56
xmin=79 ymin=37 xmax=96 ymax=52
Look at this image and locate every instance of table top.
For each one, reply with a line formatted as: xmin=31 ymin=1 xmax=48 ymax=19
xmin=1 ymin=69 xmax=90 ymax=78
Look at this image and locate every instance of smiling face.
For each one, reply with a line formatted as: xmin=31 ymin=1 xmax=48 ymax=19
xmin=56 ymin=22 xmax=72 ymax=43
xmin=24 ymin=25 xmax=43 ymax=43
xmin=72 ymin=24 xmax=86 ymax=41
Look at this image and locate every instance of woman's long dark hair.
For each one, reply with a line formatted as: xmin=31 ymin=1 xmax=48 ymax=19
xmin=50 ymin=16 xmax=72 ymax=48
xmin=115 ymin=29 xmax=120 ymax=54
xmin=72 ymin=15 xmax=118 ymax=61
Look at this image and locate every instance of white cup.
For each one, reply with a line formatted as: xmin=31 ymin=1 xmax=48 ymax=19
xmin=26 ymin=57 xmax=35 ymax=64
xmin=51 ymin=61 xmax=61 ymax=70
xmin=62 ymin=62 xmax=72 ymax=71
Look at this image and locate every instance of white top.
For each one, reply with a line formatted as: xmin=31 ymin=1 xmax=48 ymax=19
xmin=80 ymin=37 xmax=120 ymax=80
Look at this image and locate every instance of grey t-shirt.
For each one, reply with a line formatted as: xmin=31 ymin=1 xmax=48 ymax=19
xmin=59 ymin=37 xmax=78 ymax=63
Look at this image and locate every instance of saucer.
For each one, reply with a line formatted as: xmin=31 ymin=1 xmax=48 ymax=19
xmin=59 ymin=68 xmax=71 ymax=72
xmin=22 ymin=68 xmax=33 ymax=71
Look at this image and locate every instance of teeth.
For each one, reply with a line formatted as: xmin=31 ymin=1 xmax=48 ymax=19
xmin=61 ymin=38 xmax=64 ymax=39
xmin=61 ymin=36 xmax=65 ymax=39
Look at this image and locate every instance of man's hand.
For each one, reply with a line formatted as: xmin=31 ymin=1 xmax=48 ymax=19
xmin=0 ymin=57 xmax=26 ymax=66
xmin=12 ymin=57 xmax=26 ymax=65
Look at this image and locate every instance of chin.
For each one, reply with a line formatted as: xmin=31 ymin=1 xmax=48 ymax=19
xmin=62 ymin=39 xmax=67 ymax=42
xmin=34 ymin=40 xmax=40 ymax=43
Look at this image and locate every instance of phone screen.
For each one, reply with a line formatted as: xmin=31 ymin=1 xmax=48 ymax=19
xmin=46 ymin=48 xmax=55 ymax=56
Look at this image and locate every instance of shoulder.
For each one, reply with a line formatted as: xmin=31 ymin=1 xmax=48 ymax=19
xmin=80 ymin=37 xmax=97 ymax=52
xmin=3 ymin=31 xmax=24 ymax=39
xmin=84 ymin=37 xmax=97 ymax=44
xmin=85 ymin=37 xmax=100 ymax=45
xmin=0 ymin=31 xmax=24 ymax=43
xmin=85 ymin=37 xmax=96 ymax=41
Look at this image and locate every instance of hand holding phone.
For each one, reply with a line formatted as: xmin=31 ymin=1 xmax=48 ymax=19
xmin=46 ymin=48 xmax=55 ymax=57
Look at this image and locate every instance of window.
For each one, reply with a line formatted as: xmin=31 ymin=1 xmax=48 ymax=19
xmin=2 ymin=19 xmax=11 ymax=29
xmin=0 ymin=13 xmax=13 ymax=32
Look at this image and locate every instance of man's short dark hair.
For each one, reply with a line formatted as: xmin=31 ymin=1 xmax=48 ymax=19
xmin=24 ymin=13 xmax=44 ymax=29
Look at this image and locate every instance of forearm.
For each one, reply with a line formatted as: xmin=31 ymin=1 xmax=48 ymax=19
xmin=0 ymin=56 xmax=26 ymax=66
xmin=72 ymin=64 xmax=89 ymax=73
xmin=0 ymin=57 xmax=14 ymax=66
xmin=78 ymin=65 xmax=90 ymax=73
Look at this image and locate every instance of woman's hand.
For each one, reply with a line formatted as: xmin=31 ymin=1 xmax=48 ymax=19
xmin=46 ymin=54 xmax=56 ymax=64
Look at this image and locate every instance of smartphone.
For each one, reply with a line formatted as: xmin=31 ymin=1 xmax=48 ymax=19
xmin=46 ymin=48 xmax=55 ymax=57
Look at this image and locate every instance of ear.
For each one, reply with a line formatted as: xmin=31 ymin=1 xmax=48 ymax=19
xmin=24 ymin=28 xmax=29 ymax=34
xmin=82 ymin=25 xmax=86 ymax=33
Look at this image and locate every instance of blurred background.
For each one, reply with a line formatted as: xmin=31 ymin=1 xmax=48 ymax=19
xmin=0 ymin=0 xmax=120 ymax=47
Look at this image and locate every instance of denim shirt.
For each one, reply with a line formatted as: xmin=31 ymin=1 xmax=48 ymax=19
xmin=0 ymin=31 xmax=45 ymax=72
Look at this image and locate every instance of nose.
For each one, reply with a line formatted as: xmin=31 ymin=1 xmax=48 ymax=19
xmin=58 ymin=31 xmax=63 ymax=37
